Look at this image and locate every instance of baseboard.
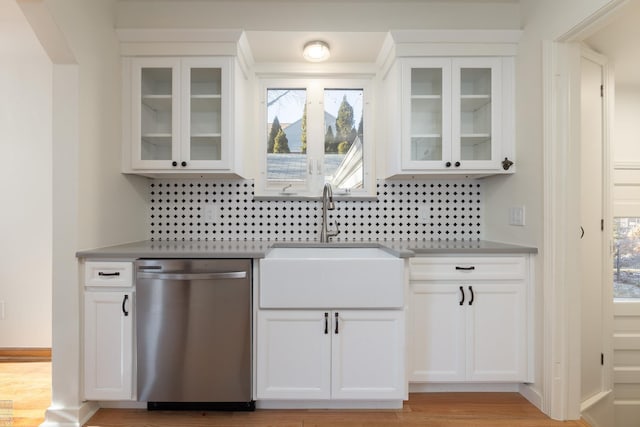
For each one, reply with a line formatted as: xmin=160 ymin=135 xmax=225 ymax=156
xmin=409 ymin=383 xmax=520 ymax=393
xmin=519 ymin=383 xmax=543 ymax=411
xmin=0 ymin=347 xmax=51 ymax=362
xmin=40 ymin=401 xmax=99 ymax=427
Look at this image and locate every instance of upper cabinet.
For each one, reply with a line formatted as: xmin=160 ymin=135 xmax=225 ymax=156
xmin=381 ymin=31 xmax=519 ymax=178
xmin=119 ymin=30 xmax=252 ymax=177
xmin=129 ymin=57 xmax=229 ymax=171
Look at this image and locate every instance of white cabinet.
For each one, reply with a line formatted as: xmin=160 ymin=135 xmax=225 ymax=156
xmin=409 ymin=255 xmax=529 ymax=383
xmin=257 ymin=309 xmax=404 ymax=400
xmin=123 ymin=56 xmax=245 ymax=176
xmin=385 ymin=56 xmax=515 ymax=177
xmin=83 ymin=261 xmax=134 ymax=400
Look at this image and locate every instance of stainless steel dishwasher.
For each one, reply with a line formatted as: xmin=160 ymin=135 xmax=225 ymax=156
xmin=135 ymin=259 xmax=254 ymax=411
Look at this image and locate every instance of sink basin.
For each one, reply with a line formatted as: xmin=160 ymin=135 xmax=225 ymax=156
xmin=259 ymin=245 xmax=404 ymax=309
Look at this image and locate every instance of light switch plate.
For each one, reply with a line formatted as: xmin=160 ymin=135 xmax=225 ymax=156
xmin=509 ymin=206 xmax=525 ymax=226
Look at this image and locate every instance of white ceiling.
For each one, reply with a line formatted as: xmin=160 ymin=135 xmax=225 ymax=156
xmin=245 ymin=31 xmax=387 ymax=63
xmin=585 ymin=0 xmax=640 ymax=87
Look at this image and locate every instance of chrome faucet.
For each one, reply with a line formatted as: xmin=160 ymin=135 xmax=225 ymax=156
xmin=320 ymin=183 xmax=340 ymax=243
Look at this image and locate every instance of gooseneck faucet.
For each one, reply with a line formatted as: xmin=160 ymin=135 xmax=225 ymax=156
xmin=320 ymin=183 xmax=340 ymax=243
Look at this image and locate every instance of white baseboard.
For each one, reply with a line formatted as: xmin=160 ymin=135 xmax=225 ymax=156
xmin=519 ymin=383 xmax=543 ymax=411
xmin=409 ymin=383 xmax=520 ymax=393
xmin=581 ymin=390 xmax=614 ymax=427
xmin=256 ymin=399 xmax=403 ymax=410
xmin=39 ymin=401 xmax=98 ymax=427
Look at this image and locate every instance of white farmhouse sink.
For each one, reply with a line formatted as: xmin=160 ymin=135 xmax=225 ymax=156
xmin=259 ymin=245 xmax=404 ymax=309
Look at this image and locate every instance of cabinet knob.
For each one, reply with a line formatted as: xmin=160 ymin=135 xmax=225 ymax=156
xmin=172 ymin=161 xmax=178 ymax=167
xmin=454 ymin=161 xmax=461 ymax=167
xmin=181 ymin=161 xmax=187 ymax=167
xmin=445 ymin=162 xmax=452 ymax=168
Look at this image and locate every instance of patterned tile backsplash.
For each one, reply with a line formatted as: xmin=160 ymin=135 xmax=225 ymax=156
xmin=149 ymin=179 xmax=482 ymax=242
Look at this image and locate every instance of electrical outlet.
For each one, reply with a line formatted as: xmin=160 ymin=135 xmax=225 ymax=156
xmin=203 ymin=204 xmax=217 ymax=223
xmin=509 ymin=206 xmax=526 ymax=226
xmin=0 ymin=300 xmax=5 ymax=320
xmin=418 ymin=205 xmax=430 ymax=224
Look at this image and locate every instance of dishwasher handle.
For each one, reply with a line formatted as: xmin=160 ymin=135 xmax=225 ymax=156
xmin=137 ymin=271 xmax=247 ymax=281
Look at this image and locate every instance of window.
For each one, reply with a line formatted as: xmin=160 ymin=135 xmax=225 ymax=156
xmin=613 ymin=217 xmax=640 ymax=299
xmin=256 ymin=78 xmax=373 ymax=198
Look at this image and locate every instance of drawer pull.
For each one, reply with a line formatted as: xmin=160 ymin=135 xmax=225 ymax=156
xmin=455 ymin=266 xmax=475 ymax=271
xmin=98 ymin=271 xmax=120 ymax=277
xmin=459 ymin=286 xmax=465 ymax=306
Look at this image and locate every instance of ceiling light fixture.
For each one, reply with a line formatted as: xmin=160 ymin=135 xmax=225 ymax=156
xmin=303 ymin=40 xmax=330 ymax=62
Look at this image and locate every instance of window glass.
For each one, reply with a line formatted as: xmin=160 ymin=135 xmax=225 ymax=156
xmin=266 ymin=89 xmax=308 ymax=184
xmin=613 ymin=217 xmax=640 ymax=298
xmin=323 ymin=88 xmax=364 ymax=190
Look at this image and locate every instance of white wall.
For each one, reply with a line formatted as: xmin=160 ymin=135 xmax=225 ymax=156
xmin=613 ymin=86 xmax=640 ymax=164
xmin=0 ymin=0 xmax=52 ymax=347
xmin=46 ymin=0 xmax=149 ymax=250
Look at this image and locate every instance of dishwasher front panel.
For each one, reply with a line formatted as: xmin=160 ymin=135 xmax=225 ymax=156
xmin=136 ymin=259 xmax=252 ymax=404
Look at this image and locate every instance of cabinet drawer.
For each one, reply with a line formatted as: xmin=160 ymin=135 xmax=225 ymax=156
xmin=410 ymin=256 xmax=527 ymax=281
xmin=85 ymin=261 xmax=133 ymax=287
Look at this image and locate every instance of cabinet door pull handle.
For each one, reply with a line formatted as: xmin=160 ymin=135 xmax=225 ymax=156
xmin=468 ymin=286 xmax=474 ymax=306
xmin=122 ymin=294 xmax=129 ymax=317
xmin=445 ymin=161 xmax=452 ymax=168
xmin=459 ymin=286 xmax=465 ymax=306
xmin=324 ymin=312 xmax=329 ymax=334
xmin=334 ymin=312 xmax=339 ymax=334
xmin=455 ymin=266 xmax=475 ymax=271
xmin=455 ymin=161 xmax=461 ymax=167
xmin=181 ymin=161 xmax=187 ymax=167
xmin=98 ymin=271 xmax=120 ymax=277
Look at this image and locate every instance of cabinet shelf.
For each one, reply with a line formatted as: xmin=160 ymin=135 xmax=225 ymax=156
xmin=460 ymin=134 xmax=491 ymax=148
xmin=411 ymin=133 xmax=442 ymax=138
xmin=142 ymin=95 xmax=172 ymax=112
xmin=191 ymin=95 xmax=222 ymax=113
xmin=460 ymin=95 xmax=491 ymax=112
xmin=411 ymin=95 xmax=442 ymax=100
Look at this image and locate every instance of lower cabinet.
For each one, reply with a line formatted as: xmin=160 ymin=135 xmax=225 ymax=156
xmin=409 ymin=255 xmax=530 ymax=383
xmin=84 ymin=291 xmax=134 ymax=400
xmin=256 ymin=309 xmax=405 ymax=400
xmin=83 ymin=261 xmax=134 ymax=401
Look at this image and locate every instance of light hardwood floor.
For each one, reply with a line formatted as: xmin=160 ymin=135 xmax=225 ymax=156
xmin=86 ymin=393 xmax=591 ymax=427
xmin=0 ymin=362 xmax=50 ymax=427
xmin=0 ymin=362 xmax=591 ymax=427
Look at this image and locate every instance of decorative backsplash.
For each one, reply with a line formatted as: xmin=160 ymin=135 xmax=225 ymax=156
xmin=148 ymin=179 xmax=482 ymax=242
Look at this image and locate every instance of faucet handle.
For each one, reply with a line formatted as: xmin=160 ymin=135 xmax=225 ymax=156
xmin=328 ymin=221 xmax=340 ymax=238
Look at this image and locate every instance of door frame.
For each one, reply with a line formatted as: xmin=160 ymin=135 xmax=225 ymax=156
xmin=543 ymin=6 xmax=618 ymax=421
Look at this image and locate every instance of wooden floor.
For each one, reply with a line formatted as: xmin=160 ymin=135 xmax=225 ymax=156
xmin=0 ymin=361 xmax=51 ymax=427
xmin=86 ymin=393 xmax=591 ymax=427
xmin=0 ymin=362 xmax=591 ymax=427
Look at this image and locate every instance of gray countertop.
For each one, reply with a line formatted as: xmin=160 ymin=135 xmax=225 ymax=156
xmin=76 ymin=239 xmax=537 ymax=260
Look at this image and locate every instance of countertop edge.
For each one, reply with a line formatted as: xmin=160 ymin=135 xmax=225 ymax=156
xmin=76 ymin=240 xmax=537 ymax=259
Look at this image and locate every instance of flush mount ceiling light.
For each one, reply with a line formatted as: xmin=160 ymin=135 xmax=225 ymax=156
xmin=303 ymin=40 xmax=331 ymax=62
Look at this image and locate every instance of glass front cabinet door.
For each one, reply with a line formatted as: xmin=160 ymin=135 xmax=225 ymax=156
xmin=400 ymin=57 xmax=509 ymax=174
xmin=129 ymin=57 xmax=231 ymax=172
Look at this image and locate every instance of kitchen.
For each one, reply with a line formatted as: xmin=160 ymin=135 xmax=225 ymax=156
xmin=0 ymin=1 xmax=630 ymax=426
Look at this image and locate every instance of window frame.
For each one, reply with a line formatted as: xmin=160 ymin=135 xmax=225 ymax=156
xmin=255 ymin=76 xmax=375 ymax=199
